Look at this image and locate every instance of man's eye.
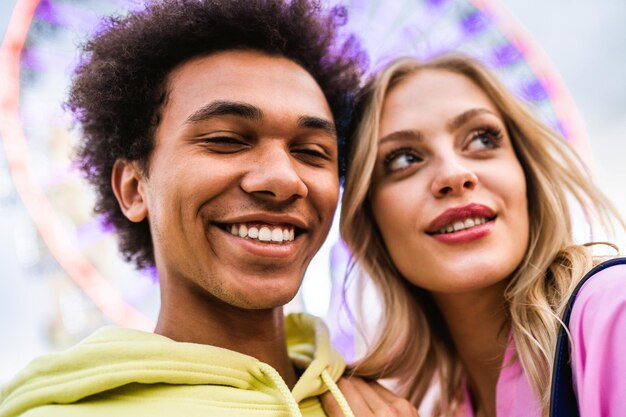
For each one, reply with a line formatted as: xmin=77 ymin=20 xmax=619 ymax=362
xmin=292 ymin=145 xmax=333 ymax=165
xmin=383 ymin=148 xmax=422 ymax=172
xmin=295 ymin=148 xmax=328 ymax=159
xmin=203 ymin=136 xmax=244 ymax=145
xmin=201 ymin=136 xmax=249 ymax=153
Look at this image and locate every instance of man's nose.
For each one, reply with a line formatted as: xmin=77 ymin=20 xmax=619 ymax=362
xmin=240 ymin=143 xmax=308 ymax=202
xmin=430 ymin=156 xmax=478 ymax=198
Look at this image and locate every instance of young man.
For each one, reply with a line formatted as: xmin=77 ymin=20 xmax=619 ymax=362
xmin=0 ymin=1 xmax=364 ymax=416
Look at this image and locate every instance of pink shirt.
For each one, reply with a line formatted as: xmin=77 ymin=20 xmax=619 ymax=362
xmin=458 ymin=263 xmax=626 ymax=417
xmin=569 ymin=262 xmax=626 ymax=415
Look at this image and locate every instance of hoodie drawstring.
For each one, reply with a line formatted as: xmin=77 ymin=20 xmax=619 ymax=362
xmin=258 ymin=363 xmax=356 ymax=417
xmin=321 ymin=369 xmax=355 ymax=417
xmin=259 ymin=363 xmax=303 ymax=417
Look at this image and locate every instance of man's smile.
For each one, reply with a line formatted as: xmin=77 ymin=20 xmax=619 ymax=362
xmin=226 ymin=223 xmax=296 ymax=243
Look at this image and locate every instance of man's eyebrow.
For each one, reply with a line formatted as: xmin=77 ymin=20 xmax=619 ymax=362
xmin=378 ymin=129 xmax=423 ymax=145
xmin=185 ymin=100 xmax=263 ymax=124
xmin=297 ymin=116 xmax=337 ymax=137
xmin=446 ymin=108 xmax=495 ymax=131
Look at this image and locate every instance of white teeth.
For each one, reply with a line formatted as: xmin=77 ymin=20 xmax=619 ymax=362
xmin=226 ymin=223 xmax=296 ymax=243
xmin=271 ymin=228 xmax=283 ymax=242
xmin=438 ymin=217 xmax=488 ymax=234
xmin=259 ymin=227 xmax=272 ymax=242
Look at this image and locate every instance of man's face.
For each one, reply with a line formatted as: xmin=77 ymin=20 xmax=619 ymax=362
xmin=120 ymin=50 xmax=339 ymax=309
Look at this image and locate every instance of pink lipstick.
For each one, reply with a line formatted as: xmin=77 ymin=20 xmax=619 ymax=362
xmin=427 ymin=203 xmax=496 ymax=244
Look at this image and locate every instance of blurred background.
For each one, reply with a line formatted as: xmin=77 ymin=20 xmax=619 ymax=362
xmin=1 ymin=0 xmax=625 ymax=383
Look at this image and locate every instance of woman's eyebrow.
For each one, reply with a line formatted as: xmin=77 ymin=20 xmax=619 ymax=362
xmin=446 ymin=108 xmax=495 ymax=131
xmin=378 ymin=129 xmax=423 ymax=145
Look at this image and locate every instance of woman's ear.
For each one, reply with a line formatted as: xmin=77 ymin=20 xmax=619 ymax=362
xmin=111 ymin=159 xmax=148 ymax=222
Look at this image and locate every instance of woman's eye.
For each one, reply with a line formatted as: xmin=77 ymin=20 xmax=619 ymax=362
xmin=384 ymin=148 xmax=422 ymax=172
xmin=466 ymin=127 xmax=503 ymax=151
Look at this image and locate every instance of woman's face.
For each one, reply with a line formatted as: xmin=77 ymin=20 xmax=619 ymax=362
xmin=370 ymin=69 xmax=529 ymax=294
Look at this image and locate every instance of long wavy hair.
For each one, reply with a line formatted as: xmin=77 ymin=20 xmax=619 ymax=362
xmin=340 ymin=55 xmax=623 ymax=416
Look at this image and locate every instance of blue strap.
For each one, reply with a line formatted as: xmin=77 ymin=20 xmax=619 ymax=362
xmin=549 ymin=257 xmax=626 ymax=416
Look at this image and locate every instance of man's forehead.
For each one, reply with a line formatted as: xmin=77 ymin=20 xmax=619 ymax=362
xmin=167 ymin=50 xmax=322 ymax=97
xmin=161 ymin=49 xmax=333 ymax=126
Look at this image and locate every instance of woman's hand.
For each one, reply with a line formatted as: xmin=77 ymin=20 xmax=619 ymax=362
xmin=321 ymin=377 xmax=419 ymax=417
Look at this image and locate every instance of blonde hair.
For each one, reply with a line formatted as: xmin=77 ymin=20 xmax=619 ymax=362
xmin=340 ymin=55 xmax=623 ymax=416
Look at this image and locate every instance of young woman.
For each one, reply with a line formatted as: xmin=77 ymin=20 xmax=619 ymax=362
xmin=339 ymin=56 xmax=626 ymax=417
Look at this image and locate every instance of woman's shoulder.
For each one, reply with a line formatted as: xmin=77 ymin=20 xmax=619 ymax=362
xmin=573 ymin=258 xmax=626 ymax=309
xmin=567 ymin=260 xmax=626 ymax=415
xmin=569 ymin=257 xmax=626 ymax=336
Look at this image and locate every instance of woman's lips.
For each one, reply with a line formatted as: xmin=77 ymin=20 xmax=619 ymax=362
xmin=429 ymin=218 xmax=495 ymax=244
xmin=425 ymin=203 xmax=497 ymax=244
xmin=426 ymin=203 xmax=496 ymax=234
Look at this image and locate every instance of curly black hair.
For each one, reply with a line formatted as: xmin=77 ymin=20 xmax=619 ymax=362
xmin=67 ymin=0 xmax=366 ymax=270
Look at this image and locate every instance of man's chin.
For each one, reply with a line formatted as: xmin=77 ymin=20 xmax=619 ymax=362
xmin=231 ymin=289 xmax=301 ymax=310
xmin=205 ymin=279 xmax=298 ymax=310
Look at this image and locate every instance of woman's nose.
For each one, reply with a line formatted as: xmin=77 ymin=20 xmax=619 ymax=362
xmin=430 ymin=157 xmax=478 ymax=198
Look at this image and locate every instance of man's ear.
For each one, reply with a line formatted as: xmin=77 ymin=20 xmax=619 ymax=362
xmin=112 ymin=159 xmax=148 ymax=222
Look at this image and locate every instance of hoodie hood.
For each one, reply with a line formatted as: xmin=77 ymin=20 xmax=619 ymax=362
xmin=1 ymin=313 xmax=351 ymax=417
xmin=286 ymin=313 xmax=345 ymax=401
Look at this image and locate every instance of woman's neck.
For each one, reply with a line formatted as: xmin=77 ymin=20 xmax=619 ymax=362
xmin=431 ymin=280 xmax=510 ymax=417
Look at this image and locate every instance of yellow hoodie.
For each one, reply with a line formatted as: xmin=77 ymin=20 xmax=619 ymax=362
xmin=0 ymin=313 xmax=354 ymax=417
